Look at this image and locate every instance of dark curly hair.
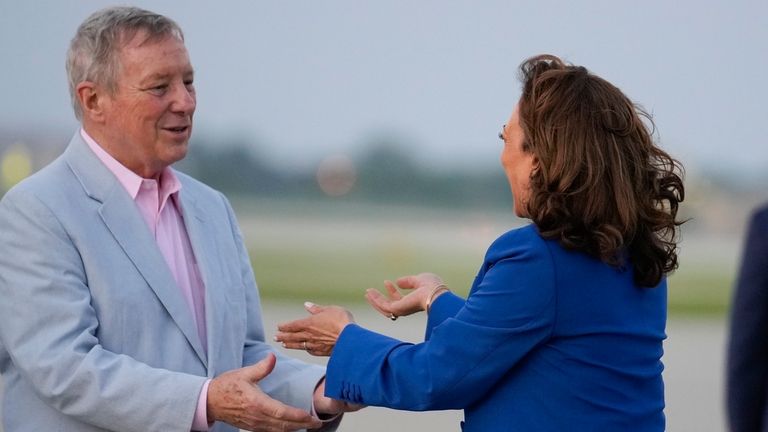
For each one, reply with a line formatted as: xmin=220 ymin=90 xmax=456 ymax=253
xmin=518 ymin=55 xmax=685 ymax=287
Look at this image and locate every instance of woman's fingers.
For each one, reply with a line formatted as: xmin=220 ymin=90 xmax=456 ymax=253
xmin=274 ymin=327 xmax=309 ymax=342
xmin=277 ymin=317 xmax=312 ymax=333
xmin=279 ymin=340 xmax=306 ymax=351
xmin=274 ymin=330 xmax=312 ymax=350
xmin=304 ymin=301 xmax=325 ymax=314
xmin=275 ymin=336 xmax=331 ymax=356
xmin=397 ymin=273 xmax=444 ymax=291
xmin=384 ymin=280 xmax=402 ymax=299
xmin=395 ymin=275 xmax=418 ymax=290
xmin=275 ymin=315 xmax=320 ymax=348
xmin=365 ymin=289 xmax=394 ymax=318
xmin=274 ymin=329 xmax=323 ymax=346
xmin=275 ymin=305 xmax=353 ymax=354
xmin=274 ymin=324 xmax=337 ymax=356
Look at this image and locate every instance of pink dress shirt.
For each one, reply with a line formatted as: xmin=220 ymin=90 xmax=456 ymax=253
xmin=81 ymin=130 xmax=212 ymax=431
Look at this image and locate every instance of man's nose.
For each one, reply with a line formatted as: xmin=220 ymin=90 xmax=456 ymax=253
xmin=170 ymin=84 xmax=196 ymax=115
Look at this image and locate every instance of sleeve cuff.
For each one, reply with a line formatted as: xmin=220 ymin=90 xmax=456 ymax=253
xmin=192 ymin=379 xmax=212 ymax=431
xmin=310 ymin=376 xmax=343 ymax=431
xmin=425 ymin=291 xmax=465 ymax=340
xmin=311 ymin=376 xmax=342 ymax=422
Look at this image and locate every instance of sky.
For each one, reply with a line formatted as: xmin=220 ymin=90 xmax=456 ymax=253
xmin=0 ymin=1 xmax=766 ymax=175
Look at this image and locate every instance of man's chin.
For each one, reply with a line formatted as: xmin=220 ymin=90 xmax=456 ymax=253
xmin=162 ymin=144 xmax=189 ymax=166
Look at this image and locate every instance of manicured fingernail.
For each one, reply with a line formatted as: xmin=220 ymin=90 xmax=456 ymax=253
xmin=304 ymin=301 xmax=315 ymax=308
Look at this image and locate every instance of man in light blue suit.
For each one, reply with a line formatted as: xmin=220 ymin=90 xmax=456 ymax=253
xmin=0 ymin=6 xmax=349 ymax=432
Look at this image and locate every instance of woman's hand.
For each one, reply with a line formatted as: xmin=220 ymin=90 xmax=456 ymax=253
xmin=366 ymin=272 xmax=447 ymax=320
xmin=275 ymin=302 xmax=354 ymax=357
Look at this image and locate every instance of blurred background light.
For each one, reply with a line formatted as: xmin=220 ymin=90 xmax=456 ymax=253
xmin=316 ymin=154 xmax=357 ymax=197
xmin=1 ymin=143 xmax=32 ymax=190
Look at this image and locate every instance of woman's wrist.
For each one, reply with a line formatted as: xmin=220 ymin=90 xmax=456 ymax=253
xmin=334 ymin=320 xmax=353 ymax=339
xmin=424 ymin=284 xmax=450 ymax=313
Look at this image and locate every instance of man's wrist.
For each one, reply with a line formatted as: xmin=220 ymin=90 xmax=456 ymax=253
xmin=192 ymin=379 xmax=213 ymax=431
xmin=312 ymin=376 xmax=343 ymax=419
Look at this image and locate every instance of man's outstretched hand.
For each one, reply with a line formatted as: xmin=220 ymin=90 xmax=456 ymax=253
xmin=207 ymin=353 xmax=322 ymax=431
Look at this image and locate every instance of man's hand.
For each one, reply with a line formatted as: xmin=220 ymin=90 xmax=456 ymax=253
xmin=207 ymin=353 xmax=322 ymax=432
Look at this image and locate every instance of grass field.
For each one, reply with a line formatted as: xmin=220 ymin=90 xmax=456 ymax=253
xmin=237 ymin=199 xmax=741 ymax=316
xmin=667 ymin=265 xmax=736 ymax=315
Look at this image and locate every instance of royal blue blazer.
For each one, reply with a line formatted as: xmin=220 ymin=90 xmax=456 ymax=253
xmin=325 ymin=224 xmax=666 ymax=431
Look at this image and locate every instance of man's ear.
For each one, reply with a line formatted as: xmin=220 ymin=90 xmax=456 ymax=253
xmin=76 ymin=81 xmax=107 ymax=122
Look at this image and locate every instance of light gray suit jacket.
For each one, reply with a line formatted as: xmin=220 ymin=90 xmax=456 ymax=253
xmin=0 ymin=133 xmax=327 ymax=432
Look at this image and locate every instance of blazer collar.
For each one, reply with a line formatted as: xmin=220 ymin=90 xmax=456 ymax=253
xmin=176 ymin=187 xmax=227 ymax=375
xmin=63 ymin=132 xmax=120 ymax=203
xmin=64 ymin=133 xmax=209 ymax=368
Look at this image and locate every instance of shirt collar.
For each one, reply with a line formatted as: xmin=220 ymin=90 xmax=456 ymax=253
xmin=80 ymin=128 xmax=182 ymax=202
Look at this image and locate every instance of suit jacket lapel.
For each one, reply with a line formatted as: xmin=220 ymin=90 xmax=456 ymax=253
xmin=64 ymin=133 xmax=208 ymax=368
xmin=178 ymin=188 xmax=227 ymax=376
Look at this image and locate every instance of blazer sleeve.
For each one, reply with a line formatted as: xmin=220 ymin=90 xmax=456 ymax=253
xmin=220 ymin=196 xmax=326 ymax=415
xmin=0 ymin=190 xmax=206 ymax=432
xmin=324 ymin=233 xmax=556 ymax=410
xmin=727 ymin=206 xmax=768 ymax=431
xmin=424 ymin=292 xmax=465 ymax=340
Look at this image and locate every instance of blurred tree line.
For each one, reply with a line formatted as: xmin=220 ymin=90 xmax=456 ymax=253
xmin=3 ymin=128 xmax=766 ymax=226
xmin=0 ymin=129 xmax=512 ymax=209
xmin=176 ymin=134 xmax=512 ymax=210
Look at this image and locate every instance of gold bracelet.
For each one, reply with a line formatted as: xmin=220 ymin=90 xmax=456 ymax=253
xmin=425 ymin=284 xmax=449 ymax=313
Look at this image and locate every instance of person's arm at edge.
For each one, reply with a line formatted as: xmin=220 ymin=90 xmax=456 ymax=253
xmin=726 ymin=206 xmax=768 ymax=431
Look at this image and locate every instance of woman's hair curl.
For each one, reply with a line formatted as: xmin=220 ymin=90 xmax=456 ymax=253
xmin=518 ymin=55 xmax=685 ymax=287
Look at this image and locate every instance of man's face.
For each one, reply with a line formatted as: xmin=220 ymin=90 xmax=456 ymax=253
xmin=99 ymin=32 xmax=195 ymax=178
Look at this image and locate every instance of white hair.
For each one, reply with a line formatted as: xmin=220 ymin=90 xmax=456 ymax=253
xmin=66 ymin=6 xmax=184 ymax=120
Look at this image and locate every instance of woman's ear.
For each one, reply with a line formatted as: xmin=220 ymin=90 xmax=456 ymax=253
xmin=530 ymin=154 xmax=540 ymax=176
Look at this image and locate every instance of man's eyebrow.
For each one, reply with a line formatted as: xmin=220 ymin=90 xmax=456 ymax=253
xmin=140 ymin=69 xmax=194 ymax=84
xmin=140 ymin=73 xmax=171 ymax=84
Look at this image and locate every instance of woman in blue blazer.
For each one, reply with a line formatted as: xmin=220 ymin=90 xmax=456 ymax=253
xmin=277 ymin=55 xmax=685 ymax=431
